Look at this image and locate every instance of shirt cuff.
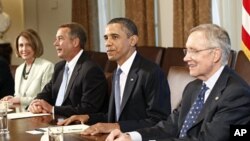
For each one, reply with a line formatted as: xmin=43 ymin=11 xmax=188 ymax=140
xmin=127 ymin=131 xmax=142 ymax=141
xmin=52 ymin=106 xmax=55 ymax=114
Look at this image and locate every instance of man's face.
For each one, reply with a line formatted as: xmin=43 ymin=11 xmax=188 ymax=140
xmin=53 ymin=27 xmax=74 ymax=61
xmin=104 ymin=23 xmax=136 ymax=65
xmin=183 ymin=31 xmax=220 ymax=80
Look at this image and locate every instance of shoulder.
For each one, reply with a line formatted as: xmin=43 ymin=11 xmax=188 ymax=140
xmin=35 ymin=58 xmax=53 ymax=65
xmin=134 ymin=53 xmax=163 ymax=74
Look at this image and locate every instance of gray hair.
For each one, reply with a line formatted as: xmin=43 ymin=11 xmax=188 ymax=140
xmin=190 ymin=24 xmax=231 ymax=65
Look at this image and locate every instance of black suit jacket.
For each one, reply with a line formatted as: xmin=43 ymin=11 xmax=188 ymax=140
xmin=89 ymin=53 xmax=171 ymax=132
xmin=35 ymin=52 xmax=108 ymax=117
xmin=0 ymin=57 xmax=14 ymax=98
xmin=138 ymin=66 xmax=250 ymax=141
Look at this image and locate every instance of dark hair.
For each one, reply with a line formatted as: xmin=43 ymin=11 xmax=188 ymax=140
xmin=108 ymin=17 xmax=138 ymax=37
xmin=59 ymin=23 xmax=87 ymax=49
xmin=15 ymin=29 xmax=44 ymax=58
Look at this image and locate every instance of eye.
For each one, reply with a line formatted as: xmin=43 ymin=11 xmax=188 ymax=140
xmin=103 ymin=35 xmax=108 ymax=41
xmin=19 ymin=43 xmax=24 ymax=47
xmin=112 ymin=35 xmax=119 ymax=40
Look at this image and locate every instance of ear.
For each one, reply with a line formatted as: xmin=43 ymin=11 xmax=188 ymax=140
xmin=213 ymin=48 xmax=222 ymax=63
xmin=73 ymin=38 xmax=80 ymax=48
xmin=129 ymin=35 xmax=139 ymax=47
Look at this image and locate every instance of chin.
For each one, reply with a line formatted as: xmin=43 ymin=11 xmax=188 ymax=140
xmin=189 ymin=71 xmax=198 ymax=77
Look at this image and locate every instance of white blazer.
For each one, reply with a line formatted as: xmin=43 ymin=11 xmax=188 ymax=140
xmin=15 ymin=58 xmax=54 ymax=106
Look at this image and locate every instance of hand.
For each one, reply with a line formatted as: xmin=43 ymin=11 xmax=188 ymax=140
xmin=8 ymin=97 xmax=20 ymax=104
xmin=1 ymin=95 xmax=13 ymax=101
xmin=28 ymin=99 xmax=50 ymax=113
xmin=106 ymin=129 xmax=132 ymax=141
xmin=81 ymin=123 xmax=120 ymax=135
xmin=37 ymin=99 xmax=53 ymax=113
xmin=28 ymin=100 xmax=44 ymax=113
xmin=57 ymin=115 xmax=89 ymax=126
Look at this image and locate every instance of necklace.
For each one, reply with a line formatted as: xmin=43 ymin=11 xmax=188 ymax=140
xmin=22 ymin=58 xmax=36 ymax=80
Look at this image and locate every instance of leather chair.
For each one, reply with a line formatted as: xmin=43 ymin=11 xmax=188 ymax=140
xmin=160 ymin=47 xmax=187 ymax=77
xmin=137 ymin=46 xmax=165 ymax=65
xmin=234 ymin=50 xmax=250 ymax=85
xmin=227 ymin=50 xmax=237 ymax=68
xmin=167 ymin=66 xmax=195 ymax=111
xmin=84 ymin=51 xmax=108 ymax=71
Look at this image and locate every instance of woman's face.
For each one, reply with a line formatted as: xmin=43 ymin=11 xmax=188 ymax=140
xmin=18 ymin=36 xmax=35 ymax=62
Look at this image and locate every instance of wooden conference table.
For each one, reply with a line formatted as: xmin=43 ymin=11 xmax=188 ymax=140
xmin=0 ymin=105 xmax=107 ymax=141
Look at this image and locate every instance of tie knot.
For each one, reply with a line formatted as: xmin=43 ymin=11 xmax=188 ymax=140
xmin=65 ymin=65 xmax=69 ymax=72
xmin=201 ymin=83 xmax=209 ymax=91
xmin=116 ymin=68 xmax=122 ymax=76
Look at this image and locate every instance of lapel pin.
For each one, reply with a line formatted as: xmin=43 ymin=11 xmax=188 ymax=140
xmin=215 ymin=96 xmax=219 ymax=100
xmin=130 ymin=78 xmax=134 ymax=81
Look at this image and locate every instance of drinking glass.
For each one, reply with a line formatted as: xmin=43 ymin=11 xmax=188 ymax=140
xmin=48 ymin=126 xmax=63 ymax=141
xmin=0 ymin=101 xmax=9 ymax=134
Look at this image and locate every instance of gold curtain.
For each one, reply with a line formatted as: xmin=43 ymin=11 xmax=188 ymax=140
xmin=125 ymin=0 xmax=155 ymax=47
xmin=173 ymin=0 xmax=212 ymax=47
xmin=72 ymin=0 xmax=99 ymax=51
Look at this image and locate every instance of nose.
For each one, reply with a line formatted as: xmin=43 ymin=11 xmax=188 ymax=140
xmin=53 ymin=39 xmax=58 ymax=46
xmin=105 ymin=38 xmax=112 ymax=48
xmin=183 ymin=52 xmax=191 ymax=62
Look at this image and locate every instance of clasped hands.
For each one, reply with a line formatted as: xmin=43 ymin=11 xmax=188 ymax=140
xmin=57 ymin=115 xmax=120 ymax=135
xmin=28 ymin=99 xmax=53 ymax=113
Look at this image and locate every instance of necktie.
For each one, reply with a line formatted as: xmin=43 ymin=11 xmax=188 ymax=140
xmin=114 ymin=68 xmax=122 ymax=121
xmin=55 ymin=65 xmax=69 ymax=106
xmin=179 ymin=83 xmax=209 ymax=138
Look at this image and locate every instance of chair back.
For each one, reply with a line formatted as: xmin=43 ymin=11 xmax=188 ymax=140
xmin=235 ymin=50 xmax=250 ymax=85
xmin=167 ymin=66 xmax=195 ymax=111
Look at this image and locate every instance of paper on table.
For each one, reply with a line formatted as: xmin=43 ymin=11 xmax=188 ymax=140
xmin=7 ymin=108 xmax=13 ymax=112
xmin=7 ymin=112 xmax=51 ymax=119
xmin=26 ymin=124 xmax=89 ymax=134
xmin=63 ymin=124 xmax=89 ymax=133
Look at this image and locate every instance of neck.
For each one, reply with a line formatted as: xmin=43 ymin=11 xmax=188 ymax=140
xmin=25 ymin=58 xmax=35 ymax=65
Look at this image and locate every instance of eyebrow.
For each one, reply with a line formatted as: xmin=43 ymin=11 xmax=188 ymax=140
xmin=103 ymin=33 xmax=120 ymax=38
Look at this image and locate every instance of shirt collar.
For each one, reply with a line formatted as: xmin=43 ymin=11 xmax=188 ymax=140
xmin=204 ymin=66 xmax=225 ymax=90
xmin=117 ymin=51 xmax=137 ymax=75
xmin=66 ymin=49 xmax=83 ymax=73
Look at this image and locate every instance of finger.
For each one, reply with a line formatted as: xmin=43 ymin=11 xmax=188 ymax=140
xmin=106 ymin=129 xmax=119 ymax=141
xmin=81 ymin=127 xmax=96 ymax=135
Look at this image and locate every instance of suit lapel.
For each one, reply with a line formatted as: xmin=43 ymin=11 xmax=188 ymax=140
xmin=62 ymin=53 xmax=87 ymax=103
xmin=119 ymin=54 xmax=141 ymax=117
xmin=193 ymin=67 xmax=229 ymax=126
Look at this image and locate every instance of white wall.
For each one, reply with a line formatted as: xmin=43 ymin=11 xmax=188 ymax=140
xmin=158 ymin=0 xmax=173 ymax=48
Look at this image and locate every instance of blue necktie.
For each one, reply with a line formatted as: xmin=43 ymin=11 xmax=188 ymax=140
xmin=179 ymin=83 xmax=209 ymax=138
xmin=115 ymin=68 xmax=122 ymax=121
xmin=55 ymin=65 xmax=69 ymax=106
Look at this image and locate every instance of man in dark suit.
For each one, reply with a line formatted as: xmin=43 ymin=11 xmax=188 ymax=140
xmin=0 ymin=56 xmax=14 ymax=98
xmin=58 ymin=18 xmax=171 ymax=134
xmin=106 ymin=24 xmax=250 ymax=141
xmin=28 ymin=23 xmax=108 ymax=117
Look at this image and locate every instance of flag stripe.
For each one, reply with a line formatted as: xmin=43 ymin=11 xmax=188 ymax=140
xmin=242 ymin=5 xmax=250 ymax=35
xmin=242 ymin=26 xmax=250 ymax=50
xmin=242 ymin=42 xmax=250 ymax=59
xmin=243 ymin=0 xmax=250 ymax=15
xmin=242 ymin=0 xmax=250 ymax=60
